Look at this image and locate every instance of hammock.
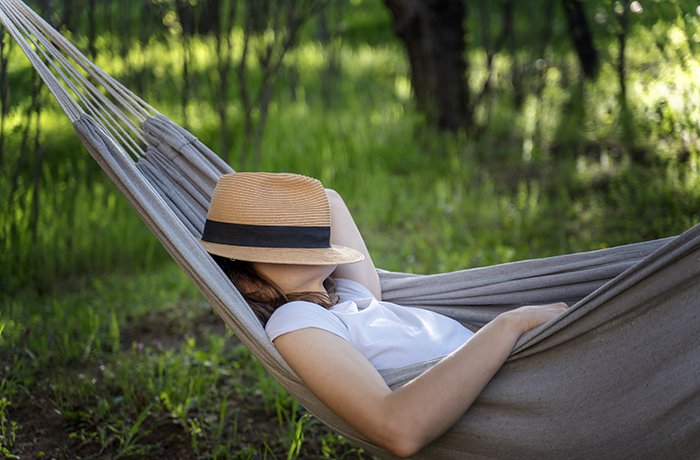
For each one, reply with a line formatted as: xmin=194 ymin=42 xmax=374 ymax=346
xmin=3 ymin=1 xmax=699 ymax=457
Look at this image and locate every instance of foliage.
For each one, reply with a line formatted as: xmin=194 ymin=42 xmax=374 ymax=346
xmin=0 ymin=266 xmax=369 ymax=458
xmin=1 ymin=0 xmax=699 ymax=457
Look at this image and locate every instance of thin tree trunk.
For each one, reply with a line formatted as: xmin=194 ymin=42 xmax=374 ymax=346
xmin=505 ymin=0 xmax=523 ymax=109
xmin=237 ymin=27 xmax=252 ymax=168
xmin=7 ymin=0 xmax=48 ymax=209
xmin=181 ymin=36 xmax=191 ymax=129
xmin=176 ymin=1 xmax=197 ymax=130
xmin=87 ymin=0 xmax=97 ymax=59
xmin=7 ymin=73 xmax=42 ymax=210
xmin=0 ymin=28 xmax=11 ymax=170
xmin=475 ymin=1 xmax=492 ymax=104
xmin=616 ymin=0 xmax=638 ymax=157
xmin=472 ymin=1 xmax=513 ymax=137
xmin=318 ymin=2 xmax=340 ymax=106
xmin=136 ymin=1 xmax=150 ymax=95
xmin=250 ymin=9 xmax=306 ymax=169
xmin=61 ymin=0 xmax=75 ymax=31
xmin=561 ymin=0 xmax=599 ymax=79
xmin=30 ymin=100 xmax=43 ymax=242
xmin=236 ymin=0 xmax=324 ymax=166
xmin=214 ymin=0 xmax=236 ymax=162
xmin=617 ymin=1 xmax=629 ymax=112
xmin=533 ymin=0 xmax=556 ymax=147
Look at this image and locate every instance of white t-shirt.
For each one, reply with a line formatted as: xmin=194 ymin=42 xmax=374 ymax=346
xmin=265 ymin=278 xmax=474 ymax=370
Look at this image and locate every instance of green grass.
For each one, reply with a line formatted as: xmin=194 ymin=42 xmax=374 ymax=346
xmin=2 ymin=1 xmax=700 ymax=457
xmin=1 ymin=266 xmax=369 ymax=458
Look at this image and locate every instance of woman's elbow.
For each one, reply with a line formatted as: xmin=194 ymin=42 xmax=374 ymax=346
xmin=325 ymin=188 xmax=342 ymax=204
xmin=379 ymin=420 xmax=427 ymax=458
xmin=386 ymin=440 xmax=423 ymax=458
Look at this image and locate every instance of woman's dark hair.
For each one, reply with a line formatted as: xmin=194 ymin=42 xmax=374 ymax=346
xmin=212 ymin=255 xmax=338 ymax=325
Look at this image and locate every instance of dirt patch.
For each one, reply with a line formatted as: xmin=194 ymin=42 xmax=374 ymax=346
xmin=10 ymin=393 xmax=195 ymax=459
xmin=120 ymin=305 xmax=231 ymax=352
xmin=10 ymin=394 xmax=73 ymax=459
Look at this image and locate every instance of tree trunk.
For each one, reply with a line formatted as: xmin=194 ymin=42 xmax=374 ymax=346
xmin=31 ymin=102 xmax=43 ymax=243
xmin=181 ymin=38 xmax=191 ymax=130
xmin=616 ymin=0 xmax=638 ymax=157
xmin=561 ymin=0 xmax=599 ymax=79
xmin=61 ymin=0 xmax=75 ymax=31
xmin=176 ymin=0 xmax=197 ymax=130
xmin=532 ymin=0 xmax=556 ymax=147
xmin=236 ymin=0 xmax=324 ymax=167
xmin=616 ymin=1 xmax=629 ymax=111
xmin=87 ymin=0 xmax=96 ymax=59
xmin=0 ymin=28 xmax=10 ymax=169
xmin=505 ymin=0 xmax=523 ymax=109
xmin=237 ymin=26 xmax=252 ymax=168
xmin=384 ymin=0 xmax=469 ymax=132
xmin=213 ymin=0 xmax=236 ymax=161
xmin=318 ymin=2 xmax=340 ymax=107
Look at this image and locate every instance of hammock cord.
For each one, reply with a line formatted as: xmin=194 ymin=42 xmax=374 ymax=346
xmin=0 ymin=4 xmax=79 ymax=120
xmin=11 ymin=0 xmax=154 ymax=118
xmin=4 ymin=1 xmax=145 ymax=158
xmin=3 ymin=0 xmax=158 ymax=159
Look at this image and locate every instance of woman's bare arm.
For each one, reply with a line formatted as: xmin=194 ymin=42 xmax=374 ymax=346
xmin=274 ymin=302 xmax=567 ymax=457
xmin=325 ymin=188 xmax=382 ymax=299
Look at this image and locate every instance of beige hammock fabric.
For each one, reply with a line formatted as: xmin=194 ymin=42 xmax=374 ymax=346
xmin=3 ymin=1 xmax=699 ymax=458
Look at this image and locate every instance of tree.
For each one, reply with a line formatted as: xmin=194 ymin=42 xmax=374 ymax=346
xmin=210 ymin=0 xmax=237 ymax=159
xmin=0 ymin=27 xmax=10 ymax=170
xmin=561 ymin=0 xmax=600 ymax=79
xmin=235 ymin=0 xmax=326 ymax=168
xmin=384 ymin=0 xmax=470 ymax=132
xmin=384 ymin=0 xmax=602 ymax=135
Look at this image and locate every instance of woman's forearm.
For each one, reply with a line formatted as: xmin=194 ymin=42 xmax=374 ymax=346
xmin=379 ymin=311 xmax=546 ymax=456
xmin=274 ymin=304 xmax=566 ymax=457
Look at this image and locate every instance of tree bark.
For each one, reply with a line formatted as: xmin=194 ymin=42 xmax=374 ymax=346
xmin=616 ymin=1 xmax=629 ymax=110
xmin=317 ymin=1 xmax=340 ymax=107
xmin=87 ymin=0 xmax=96 ymax=59
xmin=561 ymin=0 xmax=599 ymax=79
xmin=61 ymin=0 xmax=75 ymax=31
xmin=384 ymin=0 xmax=469 ymax=132
xmin=0 ymin=28 xmax=10 ymax=170
xmin=213 ymin=0 xmax=237 ymax=161
xmin=505 ymin=0 xmax=523 ymax=109
xmin=616 ymin=0 xmax=638 ymax=156
xmin=533 ymin=0 xmax=556 ymax=146
xmin=176 ymin=0 xmax=197 ymax=130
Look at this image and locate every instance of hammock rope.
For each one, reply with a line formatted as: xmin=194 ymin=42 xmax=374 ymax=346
xmin=1 ymin=0 xmax=153 ymax=156
xmin=3 ymin=1 xmax=699 ymax=458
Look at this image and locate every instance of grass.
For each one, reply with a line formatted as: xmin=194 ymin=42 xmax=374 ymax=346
xmin=1 ymin=266 xmax=369 ymax=458
xmin=2 ymin=1 xmax=700 ymax=457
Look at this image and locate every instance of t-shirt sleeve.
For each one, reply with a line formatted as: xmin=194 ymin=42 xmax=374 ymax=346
xmin=265 ymin=301 xmax=351 ymax=342
xmin=334 ymin=278 xmax=375 ymax=302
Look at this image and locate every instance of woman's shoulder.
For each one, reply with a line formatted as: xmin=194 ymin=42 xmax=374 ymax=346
xmin=265 ymin=300 xmax=350 ymax=342
xmin=268 ymin=300 xmax=333 ymax=323
xmin=334 ymin=278 xmax=376 ymax=301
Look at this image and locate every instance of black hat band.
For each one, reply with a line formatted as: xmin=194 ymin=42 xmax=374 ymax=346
xmin=201 ymin=219 xmax=331 ymax=249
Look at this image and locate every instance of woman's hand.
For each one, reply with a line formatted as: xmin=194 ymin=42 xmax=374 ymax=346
xmin=499 ymin=302 xmax=569 ymax=335
xmin=274 ymin=302 xmax=569 ymax=456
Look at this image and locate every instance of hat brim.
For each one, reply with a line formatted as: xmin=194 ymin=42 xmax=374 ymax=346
xmin=200 ymin=240 xmax=364 ymax=265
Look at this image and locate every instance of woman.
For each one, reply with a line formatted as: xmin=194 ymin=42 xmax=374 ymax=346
xmin=200 ymin=172 xmax=567 ymax=457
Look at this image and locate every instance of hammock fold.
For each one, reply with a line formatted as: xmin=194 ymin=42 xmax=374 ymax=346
xmin=3 ymin=1 xmax=699 ymax=457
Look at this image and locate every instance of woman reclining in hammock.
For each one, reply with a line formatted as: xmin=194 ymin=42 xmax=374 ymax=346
xmin=200 ymin=172 xmax=567 ymax=457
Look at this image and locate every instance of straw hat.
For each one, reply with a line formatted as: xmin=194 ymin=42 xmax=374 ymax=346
xmin=200 ymin=172 xmax=364 ymax=265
